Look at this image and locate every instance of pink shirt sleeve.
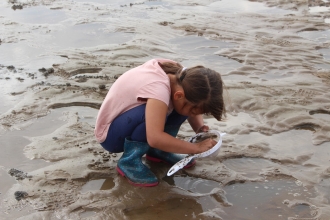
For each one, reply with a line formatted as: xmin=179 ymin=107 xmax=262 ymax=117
xmin=137 ymin=81 xmax=171 ymax=106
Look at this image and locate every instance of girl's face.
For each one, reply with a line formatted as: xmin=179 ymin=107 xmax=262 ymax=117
xmin=171 ymin=85 xmax=204 ymax=117
xmin=173 ymin=98 xmax=204 ymax=117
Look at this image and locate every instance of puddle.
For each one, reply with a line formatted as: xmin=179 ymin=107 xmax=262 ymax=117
xmin=309 ymin=109 xmax=330 ymax=121
xmin=234 ymin=129 xmax=314 ymax=156
xmin=319 ymin=48 xmax=330 ymax=61
xmin=0 ymin=24 xmax=133 ymax=65
xmin=0 ymin=105 xmax=100 ymax=217
xmin=229 ymin=129 xmax=330 ymax=173
xmin=163 ymin=175 xmax=225 ymax=212
xmin=0 ymin=168 xmax=18 ymax=203
xmin=73 ymin=0 xmax=117 ymax=3
xmin=50 ymin=23 xmax=134 ymax=49
xmin=147 ymin=0 xmax=296 ymax=14
xmin=144 ymin=0 xmax=173 ymax=9
xmin=169 ymin=35 xmax=241 ymax=74
xmin=71 ymin=0 xmax=295 ymax=14
xmin=81 ymin=178 xmax=114 ymax=193
xmin=0 ymin=105 xmax=96 ymax=170
xmin=310 ymin=113 xmax=330 ymax=121
xmin=0 ymin=7 xmax=133 ymax=72
xmin=100 ymin=178 xmax=115 ymax=190
xmin=318 ymin=178 xmax=330 ymax=200
xmin=124 ymin=197 xmax=203 ymax=219
xmin=224 ymin=178 xmax=318 ymax=219
xmin=209 ymin=0 xmax=296 ymax=14
xmin=223 ymin=158 xmax=276 ymax=178
xmin=164 ymin=174 xmax=317 ymax=219
xmin=315 ymin=63 xmax=330 ymax=71
xmin=73 ymin=0 xmax=144 ymax=5
xmin=0 ymin=109 xmax=67 ymax=168
xmin=26 ymin=0 xmax=298 ymax=15
xmin=0 ymin=6 xmax=67 ymax=24
xmin=71 ymin=0 xmax=172 ymax=10
xmin=298 ymin=29 xmax=330 ymax=43
xmin=309 ymin=6 xmax=330 ymax=13
xmin=80 ymin=211 xmax=97 ymax=218
xmin=0 ymin=108 xmax=67 ymax=205
xmin=0 ymin=42 xmax=67 ymax=71
xmin=163 ymin=175 xmax=220 ymax=194
xmin=316 ymin=48 xmax=330 ymax=70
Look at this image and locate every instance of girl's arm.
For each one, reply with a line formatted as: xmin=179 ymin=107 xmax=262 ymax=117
xmin=145 ymin=98 xmax=215 ymax=154
xmin=187 ymin=114 xmax=209 ymax=133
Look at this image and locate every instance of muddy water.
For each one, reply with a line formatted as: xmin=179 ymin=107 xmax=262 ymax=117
xmin=1 ymin=0 xmax=330 ymax=219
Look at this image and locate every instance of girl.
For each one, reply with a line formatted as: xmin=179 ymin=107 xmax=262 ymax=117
xmin=95 ymin=58 xmax=226 ymax=187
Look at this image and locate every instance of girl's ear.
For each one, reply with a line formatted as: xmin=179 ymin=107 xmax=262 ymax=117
xmin=173 ymin=90 xmax=185 ymax=100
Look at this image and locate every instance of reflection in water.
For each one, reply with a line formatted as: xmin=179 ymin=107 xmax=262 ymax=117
xmin=80 ymin=178 xmax=114 ymax=193
xmin=165 ymin=175 xmax=318 ymax=219
xmin=209 ymin=0 xmax=296 ymax=14
xmin=124 ymin=197 xmax=204 ymax=219
xmin=100 ymin=178 xmax=115 ymax=190
xmin=163 ymin=175 xmax=219 ymax=194
xmin=0 ymin=42 xmax=67 ymax=70
xmin=67 ymin=177 xmax=115 ymax=218
xmin=224 ymin=178 xmax=317 ymax=219
xmin=319 ymin=48 xmax=330 ymax=60
xmin=309 ymin=6 xmax=330 ymax=13
xmin=298 ymin=29 xmax=330 ymax=43
xmin=50 ymin=23 xmax=134 ymax=49
xmin=0 ymin=6 xmax=67 ymax=24
xmin=79 ymin=210 xmax=96 ymax=218
xmin=0 ymin=8 xmax=133 ymax=68
xmin=163 ymin=175 xmax=223 ymax=212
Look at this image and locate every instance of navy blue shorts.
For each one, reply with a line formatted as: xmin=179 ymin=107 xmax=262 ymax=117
xmin=100 ymin=104 xmax=187 ymax=153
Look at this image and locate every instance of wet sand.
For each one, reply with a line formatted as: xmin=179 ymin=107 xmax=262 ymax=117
xmin=1 ymin=0 xmax=330 ymax=219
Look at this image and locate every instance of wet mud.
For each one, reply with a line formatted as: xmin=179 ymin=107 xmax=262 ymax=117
xmin=0 ymin=0 xmax=330 ymax=219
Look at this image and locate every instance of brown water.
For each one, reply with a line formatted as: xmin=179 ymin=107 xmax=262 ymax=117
xmin=1 ymin=0 xmax=330 ymax=219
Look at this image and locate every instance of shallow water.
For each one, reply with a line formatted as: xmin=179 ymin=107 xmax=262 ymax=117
xmin=209 ymin=0 xmax=295 ymax=14
xmin=0 ymin=6 xmax=67 ymax=24
xmin=169 ymin=35 xmax=241 ymax=74
xmin=163 ymin=175 xmax=318 ymax=219
xmin=309 ymin=6 xmax=330 ymax=13
xmin=1 ymin=0 xmax=330 ymax=219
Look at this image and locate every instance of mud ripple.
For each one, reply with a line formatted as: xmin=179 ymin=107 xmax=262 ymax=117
xmin=48 ymin=102 xmax=101 ymax=110
xmin=69 ymin=68 xmax=102 ymax=76
xmin=309 ymin=109 xmax=330 ymax=115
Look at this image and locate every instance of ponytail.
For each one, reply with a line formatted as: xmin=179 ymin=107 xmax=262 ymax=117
xmin=158 ymin=61 xmax=226 ymax=121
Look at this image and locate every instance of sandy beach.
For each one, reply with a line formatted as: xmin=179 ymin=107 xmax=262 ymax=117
xmin=1 ymin=0 xmax=330 ymax=219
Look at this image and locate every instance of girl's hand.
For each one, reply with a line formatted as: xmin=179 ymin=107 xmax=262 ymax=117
xmin=196 ymin=125 xmax=209 ymax=133
xmin=194 ymin=138 xmax=217 ymax=153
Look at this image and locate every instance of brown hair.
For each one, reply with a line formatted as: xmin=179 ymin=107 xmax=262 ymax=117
xmin=158 ymin=61 xmax=226 ymax=121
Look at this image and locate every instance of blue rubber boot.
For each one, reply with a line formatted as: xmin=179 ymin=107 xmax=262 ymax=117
xmin=146 ymin=125 xmax=196 ymax=168
xmin=117 ymin=138 xmax=158 ymax=187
